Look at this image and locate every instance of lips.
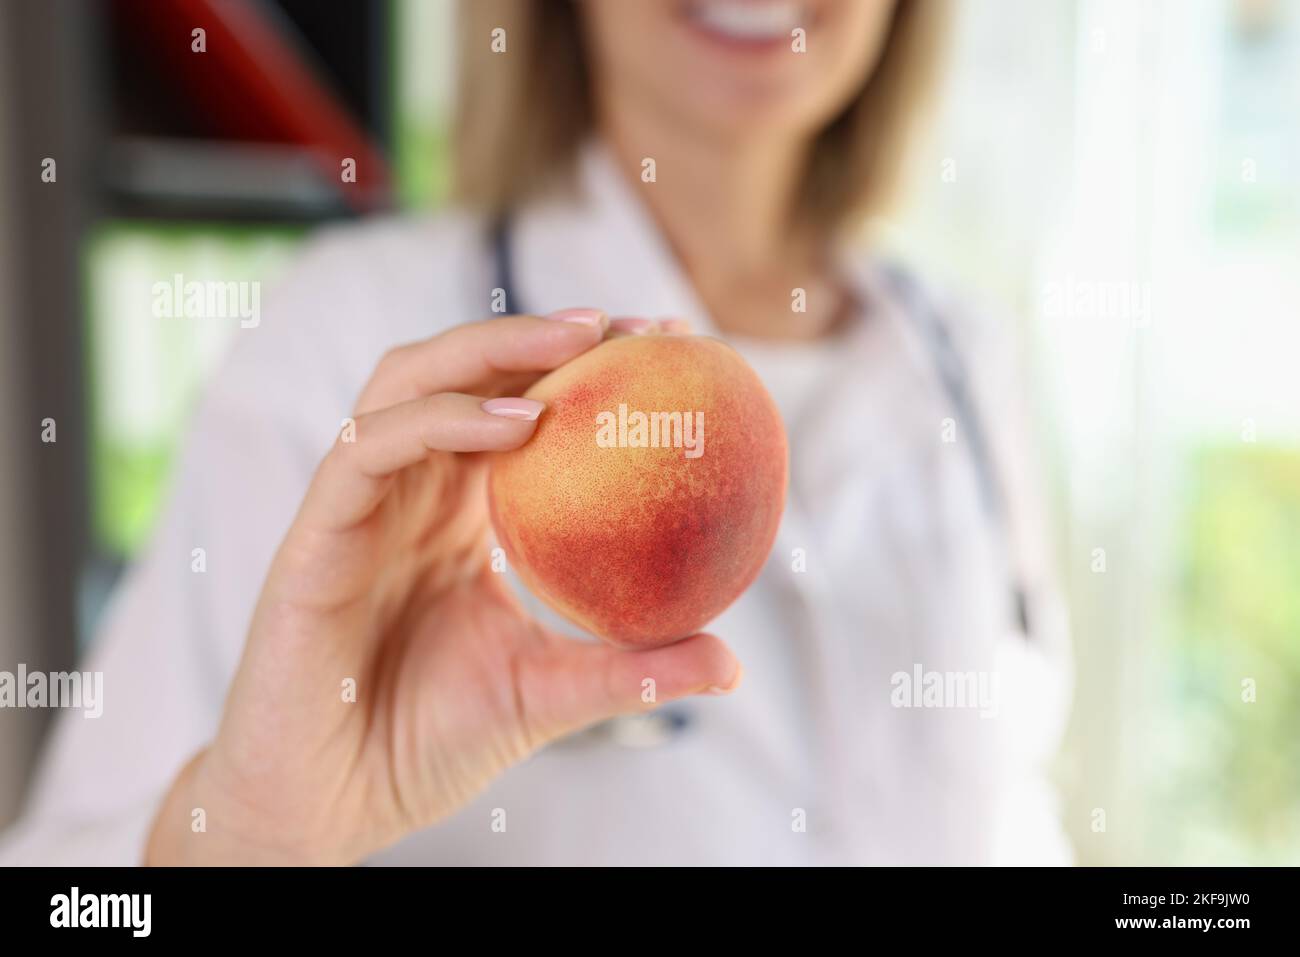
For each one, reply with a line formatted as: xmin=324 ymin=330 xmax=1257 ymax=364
xmin=683 ymin=0 xmax=809 ymax=45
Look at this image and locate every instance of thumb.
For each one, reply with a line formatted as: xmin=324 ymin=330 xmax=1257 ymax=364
xmin=520 ymin=633 xmax=742 ymax=743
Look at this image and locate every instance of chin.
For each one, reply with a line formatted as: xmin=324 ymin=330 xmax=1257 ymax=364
xmin=584 ymin=0 xmax=884 ymax=142
xmin=665 ymin=0 xmax=872 ymax=133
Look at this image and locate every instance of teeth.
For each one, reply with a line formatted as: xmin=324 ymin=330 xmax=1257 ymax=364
xmin=691 ymin=0 xmax=804 ymax=41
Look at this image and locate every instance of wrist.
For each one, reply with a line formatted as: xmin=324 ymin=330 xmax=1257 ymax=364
xmin=145 ymin=748 xmax=342 ymax=866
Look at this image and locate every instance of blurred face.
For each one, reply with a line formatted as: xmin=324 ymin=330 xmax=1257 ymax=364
xmin=578 ymin=0 xmax=899 ymax=142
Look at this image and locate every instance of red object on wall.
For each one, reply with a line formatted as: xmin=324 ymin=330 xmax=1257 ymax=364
xmin=112 ymin=0 xmax=391 ymax=212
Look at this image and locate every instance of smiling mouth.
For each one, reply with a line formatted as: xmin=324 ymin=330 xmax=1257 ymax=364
xmin=682 ymin=0 xmax=811 ymax=49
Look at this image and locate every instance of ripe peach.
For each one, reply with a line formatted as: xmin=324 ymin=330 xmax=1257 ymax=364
xmin=488 ymin=334 xmax=788 ymax=649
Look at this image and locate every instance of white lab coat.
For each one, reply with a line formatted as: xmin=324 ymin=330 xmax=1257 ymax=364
xmin=0 ymin=143 xmax=1073 ymax=866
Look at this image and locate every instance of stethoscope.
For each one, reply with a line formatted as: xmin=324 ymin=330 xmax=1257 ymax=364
xmin=486 ymin=218 xmax=1033 ymax=750
xmin=875 ymin=262 xmax=1034 ymax=639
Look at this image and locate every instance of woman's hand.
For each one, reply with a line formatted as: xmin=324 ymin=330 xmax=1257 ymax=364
xmin=145 ymin=310 xmax=741 ymax=865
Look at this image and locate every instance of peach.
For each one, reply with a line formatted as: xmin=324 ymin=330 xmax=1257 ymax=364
xmin=488 ymin=334 xmax=788 ymax=649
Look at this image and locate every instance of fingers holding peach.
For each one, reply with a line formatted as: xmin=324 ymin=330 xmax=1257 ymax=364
xmin=355 ymin=309 xmax=609 ymax=414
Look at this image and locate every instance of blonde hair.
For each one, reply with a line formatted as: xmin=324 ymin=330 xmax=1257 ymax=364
xmin=452 ymin=0 xmax=948 ymax=235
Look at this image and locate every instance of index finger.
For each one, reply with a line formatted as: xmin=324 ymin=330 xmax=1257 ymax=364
xmin=356 ymin=309 xmax=608 ymax=414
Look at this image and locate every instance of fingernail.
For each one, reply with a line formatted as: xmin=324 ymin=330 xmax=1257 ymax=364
xmin=705 ymin=661 xmax=744 ymax=696
xmin=609 ymin=317 xmax=655 ymax=335
xmin=657 ymin=317 xmax=692 ymax=335
xmin=482 ymin=397 xmax=545 ymax=421
xmin=545 ymin=307 xmax=607 ymax=330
